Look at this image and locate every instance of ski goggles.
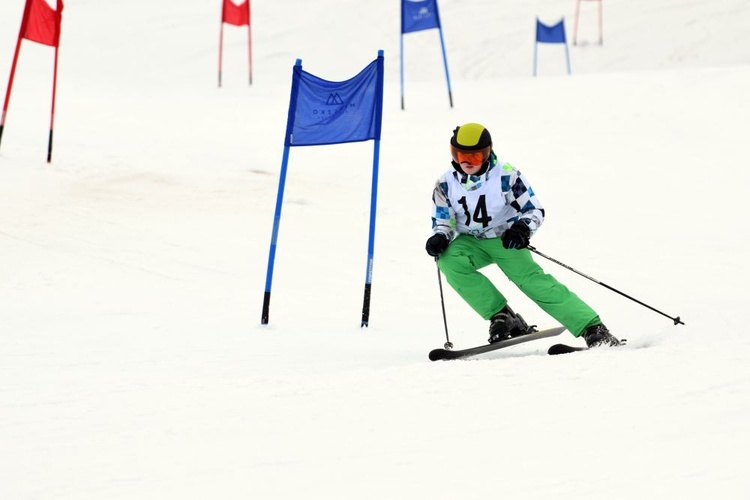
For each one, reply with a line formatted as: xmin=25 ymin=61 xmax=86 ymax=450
xmin=451 ymin=145 xmax=491 ymax=166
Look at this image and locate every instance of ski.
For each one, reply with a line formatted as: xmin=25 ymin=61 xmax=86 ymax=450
xmin=548 ymin=338 xmax=628 ymax=355
xmin=548 ymin=344 xmax=588 ymax=355
xmin=429 ymin=326 xmax=566 ymax=361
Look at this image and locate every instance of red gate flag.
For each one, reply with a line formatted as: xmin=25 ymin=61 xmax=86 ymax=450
xmin=0 ymin=0 xmax=64 ymax=161
xmin=218 ymin=0 xmax=252 ymax=86
xmin=223 ymin=0 xmax=249 ymax=26
xmin=573 ymin=0 xmax=603 ymax=45
xmin=22 ymin=0 xmax=64 ymax=47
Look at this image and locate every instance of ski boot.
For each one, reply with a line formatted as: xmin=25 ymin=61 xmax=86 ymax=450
xmin=581 ymin=324 xmax=620 ymax=348
xmin=488 ymin=305 xmax=536 ymax=344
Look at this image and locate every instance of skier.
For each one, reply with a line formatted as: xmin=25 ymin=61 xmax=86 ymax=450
xmin=425 ymin=122 xmax=620 ymax=348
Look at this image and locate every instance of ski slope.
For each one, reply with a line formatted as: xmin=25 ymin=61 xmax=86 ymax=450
xmin=1 ymin=1 xmax=749 ymax=498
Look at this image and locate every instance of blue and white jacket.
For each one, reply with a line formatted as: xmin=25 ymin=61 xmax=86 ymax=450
xmin=430 ymin=153 xmax=545 ymax=240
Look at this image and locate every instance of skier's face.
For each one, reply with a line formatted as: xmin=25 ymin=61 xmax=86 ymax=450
xmin=451 ymin=145 xmax=490 ymax=175
xmin=459 ymin=161 xmax=483 ymax=175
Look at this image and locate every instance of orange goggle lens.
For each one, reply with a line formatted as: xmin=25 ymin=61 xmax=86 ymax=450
xmin=456 ymin=151 xmax=486 ymax=165
xmin=452 ymin=146 xmax=490 ymax=166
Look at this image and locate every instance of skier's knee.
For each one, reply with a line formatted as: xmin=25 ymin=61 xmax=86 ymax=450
xmin=439 ymin=253 xmax=475 ymax=274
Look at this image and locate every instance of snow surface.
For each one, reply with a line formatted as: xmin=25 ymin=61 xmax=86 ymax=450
xmin=1 ymin=0 xmax=749 ymax=498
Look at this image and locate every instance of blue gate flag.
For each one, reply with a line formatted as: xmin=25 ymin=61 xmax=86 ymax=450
xmin=536 ymin=18 xmax=567 ymax=44
xmin=262 ymin=52 xmax=385 ymax=327
xmin=285 ymin=57 xmax=384 ymax=147
xmin=400 ymin=0 xmax=452 ymax=109
xmin=533 ymin=17 xmax=571 ymax=76
xmin=401 ymin=0 xmax=441 ymax=34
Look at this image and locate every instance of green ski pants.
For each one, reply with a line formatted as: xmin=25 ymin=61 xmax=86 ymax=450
xmin=437 ymin=235 xmax=600 ymax=336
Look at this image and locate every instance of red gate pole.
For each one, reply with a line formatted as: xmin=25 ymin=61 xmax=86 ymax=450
xmin=247 ymin=16 xmax=253 ymax=85
xmin=47 ymin=39 xmax=60 ymax=162
xmin=218 ymin=19 xmax=225 ymax=87
xmin=0 ymin=1 xmax=34 ymax=150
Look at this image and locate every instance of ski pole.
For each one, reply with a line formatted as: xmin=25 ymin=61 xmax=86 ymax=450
xmin=435 ymin=258 xmax=453 ymax=349
xmin=527 ymin=245 xmax=685 ymax=325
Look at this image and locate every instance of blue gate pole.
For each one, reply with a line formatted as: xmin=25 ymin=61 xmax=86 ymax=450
xmin=533 ymin=17 xmax=539 ymax=77
xmin=361 ymin=138 xmax=381 ymax=327
xmin=361 ymin=50 xmax=385 ymax=327
xmin=261 ymin=146 xmax=291 ymax=325
xmin=437 ymin=28 xmax=453 ymax=108
xmin=261 ymin=59 xmax=303 ymax=325
xmin=400 ymin=34 xmax=405 ymax=110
